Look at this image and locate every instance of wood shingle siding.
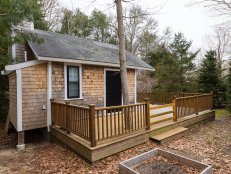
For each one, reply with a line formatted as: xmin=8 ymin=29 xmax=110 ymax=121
xmin=14 ymin=43 xmax=36 ymax=63
xmin=15 ymin=43 xmax=26 ymax=63
xmin=9 ymin=72 xmax=17 ymax=129
xmin=52 ymin=62 xmax=65 ymax=100
xmin=77 ymin=65 xmax=104 ymax=107
xmin=51 ymin=63 xmax=135 ymax=106
xmin=21 ymin=63 xmax=47 ymax=130
xmin=127 ymin=69 xmax=135 ymax=104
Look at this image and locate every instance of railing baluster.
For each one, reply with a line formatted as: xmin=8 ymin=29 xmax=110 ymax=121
xmin=101 ymin=110 xmax=104 ymax=139
xmin=122 ymin=108 xmax=124 ymax=133
xmin=114 ymin=109 xmax=116 ymax=136
xmin=117 ymin=108 xmax=120 ymax=135
xmin=97 ymin=110 xmax=100 ymax=140
xmin=110 ymin=109 xmax=113 ymax=136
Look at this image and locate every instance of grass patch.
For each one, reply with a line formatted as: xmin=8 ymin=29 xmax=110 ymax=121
xmin=215 ymin=109 xmax=231 ymax=118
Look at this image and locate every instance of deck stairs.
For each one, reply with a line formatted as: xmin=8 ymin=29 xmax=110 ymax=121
xmin=149 ymin=104 xmax=188 ymax=144
xmin=149 ymin=127 xmax=188 ymax=144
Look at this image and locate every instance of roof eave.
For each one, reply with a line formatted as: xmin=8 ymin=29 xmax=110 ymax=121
xmin=1 ymin=70 xmax=13 ymax=75
xmin=37 ymin=56 xmax=154 ymax=71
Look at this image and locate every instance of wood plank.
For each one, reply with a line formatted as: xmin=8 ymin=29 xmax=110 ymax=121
xmin=150 ymin=103 xmax=173 ymax=110
xmin=150 ymin=127 xmax=188 ymax=144
xmin=151 ymin=127 xmax=188 ymax=140
xmin=150 ymin=117 xmax=173 ymax=125
xmin=150 ymin=111 xmax=173 ymax=118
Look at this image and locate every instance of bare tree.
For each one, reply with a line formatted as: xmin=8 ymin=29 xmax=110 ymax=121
xmin=124 ymin=5 xmax=158 ymax=55
xmin=204 ymin=26 xmax=231 ymax=67
xmin=38 ymin=0 xmax=62 ymax=31
xmin=115 ymin=0 xmax=130 ymax=106
xmin=192 ymin=0 xmax=231 ymax=27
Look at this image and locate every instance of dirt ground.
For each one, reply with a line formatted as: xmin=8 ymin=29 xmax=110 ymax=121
xmin=0 ymin=114 xmax=231 ymax=174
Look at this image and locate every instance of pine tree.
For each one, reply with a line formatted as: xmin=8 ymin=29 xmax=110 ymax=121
xmin=147 ymin=44 xmax=180 ymax=92
xmin=198 ymin=50 xmax=224 ymax=107
xmin=170 ymin=33 xmax=199 ymax=91
xmin=226 ymin=60 xmax=231 ymax=111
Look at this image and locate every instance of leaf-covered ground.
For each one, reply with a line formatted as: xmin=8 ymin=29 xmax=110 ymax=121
xmin=0 ymin=114 xmax=231 ymax=174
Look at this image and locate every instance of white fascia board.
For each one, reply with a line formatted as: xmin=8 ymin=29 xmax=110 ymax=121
xmin=37 ymin=56 xmax=155 ymax=71
xmin=5 ymin=60 xmax=45 ymax=71
xmin=1 ymin=70 xmax=14 ymax=76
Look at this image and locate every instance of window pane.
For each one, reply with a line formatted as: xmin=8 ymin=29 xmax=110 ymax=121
xmin=67 ymin=66 xmax=80 ymax=98
xmin=69 ymin=82 xmax=79 ymax=97
xmin=68 ymin=67 xmax=79 ymax=82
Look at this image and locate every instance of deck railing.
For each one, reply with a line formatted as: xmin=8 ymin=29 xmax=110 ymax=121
xmin=51 ymin=100 xmax=91 ymax=141
xmin=137 ymin=92 xmax=201 ymax=104
xmin=51 ymin=99 xmax=150 ymax=147
xmin=95 ymin=101 xmax=149 ymax=142
xmin=173 ymin=93 xmax=213 ymax=120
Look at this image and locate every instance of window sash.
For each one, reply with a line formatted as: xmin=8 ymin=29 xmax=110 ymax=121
xmin=67 ymin=66 xmax=80 ymax=98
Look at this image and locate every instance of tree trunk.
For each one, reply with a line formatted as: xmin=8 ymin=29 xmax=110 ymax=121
xmin=115 ymin=0 xmax=130 ymax=129
xmin=115 ymin=0 xmax=129 ymax=105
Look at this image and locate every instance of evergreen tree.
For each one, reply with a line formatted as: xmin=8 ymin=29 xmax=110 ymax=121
xmin=0 ymin=0 xmax=47 ymax=121
xmin=226 ymin=60 xmax=231 ymax=111
xmin=60 ymin=9 xmax=92 ymax=38
xmin=198 ymin=50 xmax=224 ymax=107
xmin=90 ymin=9 xmax=110 ymax=42
xmin=147 ymin=33 xmax=198 ymax=92
xmin=170 ymin=33 xmax=199 ymax=91
xmin=147 ymin=44 xmax=181 ymax=92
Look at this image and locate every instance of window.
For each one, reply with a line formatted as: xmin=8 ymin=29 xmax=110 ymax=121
xmin=67 ymin=66 xmax=80 ymax=98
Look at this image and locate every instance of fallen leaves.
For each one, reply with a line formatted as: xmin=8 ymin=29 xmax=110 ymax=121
xmin=0 ymin=116 xmax=231 ymax=173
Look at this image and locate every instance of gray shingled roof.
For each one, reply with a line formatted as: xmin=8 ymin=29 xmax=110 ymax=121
xmin=25 ymin=29 xmax=153 ymax=70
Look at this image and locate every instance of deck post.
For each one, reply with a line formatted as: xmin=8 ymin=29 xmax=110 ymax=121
xmin=65 ymin=101 xmax=71 ymax=134
xmin=210 ymin=92 xmax=214 ymax=110
xmin=173 ymin=98 xmax=177 ymax=122
xmin=144 ymin=98 xmax=150 ymax=130
xmin=89 ymin=104 xmax=96 ymax=147
xmin=196 ymin=95 xmax=199 ymax=115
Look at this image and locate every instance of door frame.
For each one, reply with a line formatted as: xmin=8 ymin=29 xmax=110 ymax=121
xmin=104 ymin=68 xmax=123 ymax=107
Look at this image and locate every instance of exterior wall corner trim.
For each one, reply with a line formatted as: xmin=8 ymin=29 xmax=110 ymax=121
xmin=16 ymin=69 xmax=22 ymax=131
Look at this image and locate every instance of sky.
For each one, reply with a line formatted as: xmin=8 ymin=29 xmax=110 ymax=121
xmin=59 ymin=0 xmax=220 ymax=51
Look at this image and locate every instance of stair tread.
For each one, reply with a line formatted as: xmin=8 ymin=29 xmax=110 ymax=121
xmin=150 ymin=127 xmax=188 ymax=140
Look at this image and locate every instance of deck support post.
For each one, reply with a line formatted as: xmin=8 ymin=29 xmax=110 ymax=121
xmin=210 ymin=92 xmax=214 ymax=110
xmin=196 ymin=95 xmax=199 ymax=115
xmin=65 ymin=101 xmax=71 ymax=134
xmin=17 ymin=131 xmax=25 ymax=151
xmin=144 ymin=98 xmax=150 ymax=130
xmin=89 ymin=104 xmax=96 ymax=147
xmin=173 ymin=98 xmax=177 ymax=122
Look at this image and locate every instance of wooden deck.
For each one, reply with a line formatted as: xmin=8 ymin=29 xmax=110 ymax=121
xmin=50 ymin=93 xmax=214 ymax=162
xmin=51 ymin=109 xmax=215 ymax=162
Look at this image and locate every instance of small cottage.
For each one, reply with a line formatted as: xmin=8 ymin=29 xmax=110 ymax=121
xmin=1 ymin=22 xmax=153 ymax=150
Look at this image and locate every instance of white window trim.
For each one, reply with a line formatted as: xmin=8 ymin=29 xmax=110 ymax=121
xmin=104 ymin=68 xmax=123 ymax=107
xmin=64 ymin=63 xmax=82 ymax=100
